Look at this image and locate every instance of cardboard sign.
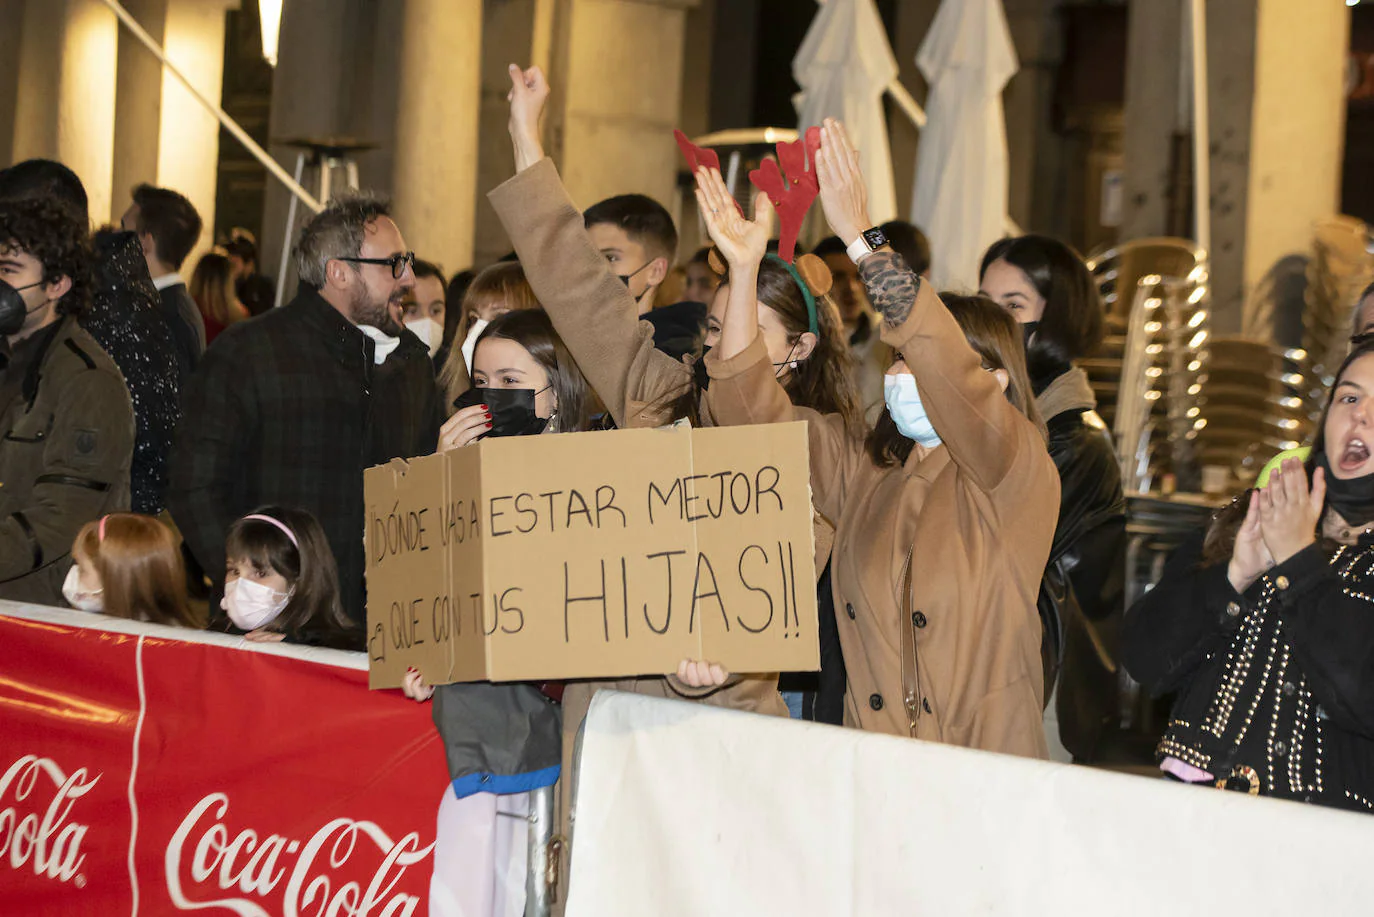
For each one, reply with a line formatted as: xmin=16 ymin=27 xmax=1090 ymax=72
xmin=364 ymin=423 xmax=818 ymax=689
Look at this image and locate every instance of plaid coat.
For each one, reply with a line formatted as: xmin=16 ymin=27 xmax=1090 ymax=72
xmin=169 ymin=287 xmax=387 ymax=625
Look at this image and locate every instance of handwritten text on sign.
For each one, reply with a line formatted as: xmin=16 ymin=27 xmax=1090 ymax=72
xmin=363 ymin=423 xmax=818 ymax=689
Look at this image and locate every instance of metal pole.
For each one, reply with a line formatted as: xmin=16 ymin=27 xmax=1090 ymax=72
xmin=526 ymin=785 xmax=554 ymax=917
xmin=1188 ymin=0 xmax=1211 ymax=255
xmin=884 ymin=78 xmax=928 ymax=129
xmin=98 ymin=0 xmax=324 ymax=215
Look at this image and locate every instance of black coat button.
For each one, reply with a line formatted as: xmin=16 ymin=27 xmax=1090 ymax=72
xmin=845 ymin=602 xmax=855 ymax=620
xmin=912 ymin=611 xmax=927 ymax=628
xmin=869 ymin=693 xmax=884 ymax=711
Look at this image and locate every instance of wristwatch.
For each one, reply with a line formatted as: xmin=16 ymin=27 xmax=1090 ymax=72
xmin=846 ymin=227 xmax=888 ymax=264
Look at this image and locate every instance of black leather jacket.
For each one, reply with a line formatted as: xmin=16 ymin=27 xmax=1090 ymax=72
xmin=1042 ymin=401 xmax=1127 ymax=760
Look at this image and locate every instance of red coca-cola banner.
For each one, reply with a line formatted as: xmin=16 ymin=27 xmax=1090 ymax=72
xmin=0 ymin=602 xmax=449 ymax=915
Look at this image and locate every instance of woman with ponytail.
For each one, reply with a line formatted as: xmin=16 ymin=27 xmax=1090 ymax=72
xmin=1125 ymin=341 xmax=1374 ymax=811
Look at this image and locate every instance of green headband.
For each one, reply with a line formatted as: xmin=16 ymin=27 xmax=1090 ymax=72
xmin=765 ymin=253 xmax=819 ymax=337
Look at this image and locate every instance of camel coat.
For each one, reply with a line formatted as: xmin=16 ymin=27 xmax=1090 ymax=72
xmin=705 ymin=279 xmax=1058 ymax=758
xmin=488 ymin=159 xmax=790 ymax=907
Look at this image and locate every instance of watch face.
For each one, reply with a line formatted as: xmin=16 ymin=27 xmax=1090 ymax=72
xmin=862 ymin=227 xmax=888 ymax=250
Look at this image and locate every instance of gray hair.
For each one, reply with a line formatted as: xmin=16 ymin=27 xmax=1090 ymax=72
xmin=293 ymin=192 xmax=392 ymax=288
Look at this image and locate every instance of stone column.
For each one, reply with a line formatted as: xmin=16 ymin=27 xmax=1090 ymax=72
xmin=390 ymin=0 xmax=482 ymax=269
xmin=1239 ymin=0 xmax=1349 ymax=335
xmin=155 ymin=0 xmax=239 ymax=263
xmin=1121 ymin=0 xmax=1349 ymax=335
xmin=552 ymin=0 xmax=699 ymax=218
xmin=473 ymin=0 xmax=543 ymax=267
xmin=12 ymin=0 xmax=120 ymax=224
xmin=0 ymin=0 xmax=27 ymax=164
xmin=112 ymin=0 xmax=168 ymax=223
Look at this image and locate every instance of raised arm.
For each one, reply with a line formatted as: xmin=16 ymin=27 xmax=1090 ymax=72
xmin=695 ymin=166 xmax=861 ymax=522
xmin=815 ymin=119 xmax=1029 ymax=493
xmin=489 ymin=65 xmax=688 ymax=427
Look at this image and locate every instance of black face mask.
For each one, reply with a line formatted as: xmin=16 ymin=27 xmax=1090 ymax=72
xmin=618 ymin=260 xmax=654 ymax=303
xmin=1021 ymin=321 xmax=1040 ymax=350
xmin=453 ymin=386 xmax=550 ymax=439
xmin=0 ymin=278 xmax=45 ymax=336
xmin=693 ymin=345 xmax=712 ymax=392
xmin=1314 ymin=450 xmax=1374 ymax=527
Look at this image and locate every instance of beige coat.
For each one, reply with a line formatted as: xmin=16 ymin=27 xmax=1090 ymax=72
xmin=488 ymin=160 xmax=790 ymax=906
xmin=706 ymin=280 xmax=1058 ymax=758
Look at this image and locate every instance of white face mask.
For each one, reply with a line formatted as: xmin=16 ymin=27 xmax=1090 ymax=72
xmin=63 ymin=564 xmax=104 ymax=612
xmin=222 ymin=578 xmax=291 ymax=632
xmin=460 ymin=318 xmax=489 ymax=371
xmin=358 ymin=324 xmax=401 ymax=365
xmin=405 ymin=317 xmax=442 ymax=358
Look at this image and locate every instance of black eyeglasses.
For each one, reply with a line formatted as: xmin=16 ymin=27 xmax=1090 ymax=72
xmin=1354 ymin=331 xmax=1374 ymax=347
xmin=337 ymin=251 xmax=415 ymax=279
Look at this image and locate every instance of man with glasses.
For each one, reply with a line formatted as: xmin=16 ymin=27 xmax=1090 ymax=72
xmin=168 ymin=194 xmax=436 ymax=634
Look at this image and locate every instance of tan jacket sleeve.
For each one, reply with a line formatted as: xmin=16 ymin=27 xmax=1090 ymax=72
xmin=486 ymin=158 xmax=691 ymax=428
xmin=882 ymin=280 xmax=1034 ymax=495
xmin=703 ymin=334 xmax=863 ymax=526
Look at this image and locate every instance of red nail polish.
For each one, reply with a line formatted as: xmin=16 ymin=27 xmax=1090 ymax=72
xmin=485 ymin=422 xmax=493 ymax=428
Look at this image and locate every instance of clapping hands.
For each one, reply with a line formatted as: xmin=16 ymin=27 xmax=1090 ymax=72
xmin=1228 ymin=458 xmax=1325 ymax=591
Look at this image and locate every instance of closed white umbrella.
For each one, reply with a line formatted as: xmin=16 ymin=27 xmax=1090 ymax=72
xmin=793 ymin=0 xmax=899 ymax=225
xmin=910 ymin=0 xmax=1018 ymax=291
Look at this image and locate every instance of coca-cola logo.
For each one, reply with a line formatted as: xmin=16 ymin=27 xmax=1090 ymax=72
xmin=0 ymin=755 xmax=98 ymax=888
xmin=166 ymin=793 xmax=435 ymax=916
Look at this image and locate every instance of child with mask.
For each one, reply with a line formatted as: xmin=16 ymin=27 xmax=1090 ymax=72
xmin=415 ymin=307 xmax=578 ymax=917
xmin=222 ymin=507 xmax=358 ymax=650
xmin=694 ymin=121 xmax=1059 ymax=757
xmin=64 ymin=513 xmax=198 ymax=626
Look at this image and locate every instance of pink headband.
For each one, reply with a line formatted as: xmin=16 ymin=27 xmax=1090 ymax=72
xmin=243 ymin=514 xmax=298 ymax=549
xmin=98 ymin=515 xmax=108 ymax=542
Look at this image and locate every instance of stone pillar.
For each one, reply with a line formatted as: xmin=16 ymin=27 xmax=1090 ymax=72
xmin=1119 ymin=0 xmax=1185 ymax=243
xmin=473 ymin=0 xmax=543 ymax=267
xmin=0 ymin=0 xmax=27 ymax=164
xmin=12 ymin=0 xmax=120 ymax=224
xmin=1121 ymin=0 xmax=1349 ymax=336
xmin=154 ymin=0 xmax=238 ymax=263
xmin=110 ymin=0 xmax=237 ymax=262
xmin=1240 ymin=0 xmax=1349 ymax=334
xmin=391 ymin=0 xmax=482 ymax=269
xmin=552 ymin=0 xmax=699 ymax=216
xmin=112 ymin=0 xmax=168 ymax=223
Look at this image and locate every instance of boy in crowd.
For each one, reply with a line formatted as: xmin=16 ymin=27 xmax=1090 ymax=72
xmin=584 ymin=194 xmax=678 ymax=316
xmin=0 ymin=198 xmax=134 ymax=604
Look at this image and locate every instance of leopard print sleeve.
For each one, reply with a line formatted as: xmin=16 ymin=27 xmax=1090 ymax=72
xmin=857 ymin=251 xmax=921 ymax=328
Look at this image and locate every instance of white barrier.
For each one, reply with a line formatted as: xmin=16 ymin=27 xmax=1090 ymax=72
xmin=568 ymin=692 xmax=1374 ymax=916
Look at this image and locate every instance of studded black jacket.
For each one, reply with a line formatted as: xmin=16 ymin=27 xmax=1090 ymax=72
xmin=1124 ymin=527 xmax=1374 ymax=813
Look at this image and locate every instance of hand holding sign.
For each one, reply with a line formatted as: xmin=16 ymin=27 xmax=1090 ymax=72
xmin=677 ymin=659 xmax=730 ymax=689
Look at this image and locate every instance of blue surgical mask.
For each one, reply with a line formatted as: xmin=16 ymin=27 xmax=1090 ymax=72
xmin=883 ymin=373 xmax=942 ymax=447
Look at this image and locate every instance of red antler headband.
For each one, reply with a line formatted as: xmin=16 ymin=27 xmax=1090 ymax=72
xmin=674 ymin=127 xmax=822 ymax=264
xmin=748 ymin=126 xmax=821 ymax=264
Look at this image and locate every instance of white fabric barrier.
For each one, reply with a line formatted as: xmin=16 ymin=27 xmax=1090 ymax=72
xmin=567 ymin=691 xmax=1374 ymax=915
